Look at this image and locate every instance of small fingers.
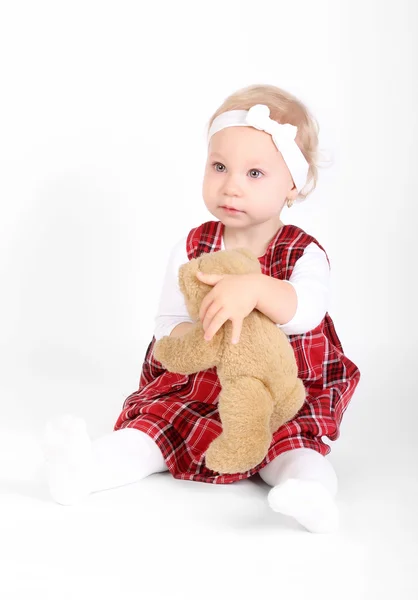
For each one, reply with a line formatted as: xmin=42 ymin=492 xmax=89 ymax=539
xmin=204 ymin=308 xmax=228 ymax=341
xmin=199 ymin=292 xmax=214 ymax=323
xmin=202 ymin=301 xmax=221 ymax=333
xmin=231 ymin=319 xmax=243 ymax=345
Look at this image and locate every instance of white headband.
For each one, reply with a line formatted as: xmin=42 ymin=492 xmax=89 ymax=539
xmin=207 ymin=104 xmax=309 ymax=193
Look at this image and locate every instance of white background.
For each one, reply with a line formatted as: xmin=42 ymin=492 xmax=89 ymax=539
xmin=0 ymin=1 xmax=417 ymax=599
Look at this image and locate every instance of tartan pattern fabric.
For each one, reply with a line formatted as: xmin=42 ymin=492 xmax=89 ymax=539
xmin=114 ymin=220 xmax=361 ymax=484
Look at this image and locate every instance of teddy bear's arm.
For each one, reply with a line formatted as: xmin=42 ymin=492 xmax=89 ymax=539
xmin=153 ymin=322 xmax=223 ymax=375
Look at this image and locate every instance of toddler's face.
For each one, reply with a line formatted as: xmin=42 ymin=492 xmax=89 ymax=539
xmin=202 ymin=126 xmax=297 ymax=226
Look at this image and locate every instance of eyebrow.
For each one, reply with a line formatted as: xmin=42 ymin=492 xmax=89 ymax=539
xmin=209 ymin=152 xmax=227 ymax=159
xmin=209 ymin=152 xmax=268 ymax=167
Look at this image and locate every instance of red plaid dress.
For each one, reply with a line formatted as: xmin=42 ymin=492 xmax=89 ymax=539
xmin=114 ymin=220 xmax=361 ymax=484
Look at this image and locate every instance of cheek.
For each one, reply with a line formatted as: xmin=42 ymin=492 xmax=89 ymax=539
xmin=202 ymin=173 xmax=216 ymax=199
xmin=264 ymin=176 xmax=288 ymax=198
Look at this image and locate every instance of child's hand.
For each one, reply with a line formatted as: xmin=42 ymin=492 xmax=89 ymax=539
xmin=196 ymin=272 xmax=259 ymax=344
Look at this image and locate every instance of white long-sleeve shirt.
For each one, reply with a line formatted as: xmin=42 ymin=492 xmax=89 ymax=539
xmin=154 ymin=235 xmax=331 ymax=340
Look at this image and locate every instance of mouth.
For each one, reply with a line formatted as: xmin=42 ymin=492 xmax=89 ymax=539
xmin=220 ymin=205 xmax=244 ymax=214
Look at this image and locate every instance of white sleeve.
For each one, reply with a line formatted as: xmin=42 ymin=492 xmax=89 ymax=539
xmin=153 ymin=236 xmax=194 ymax=341
xmin=153 ymin=239 xmax=330 ymax=340
xmin=278 ymin=242 xmax=331 ymax=335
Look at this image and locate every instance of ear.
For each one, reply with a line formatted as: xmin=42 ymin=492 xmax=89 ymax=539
xmin=287 ymin=184 xmax=298 ymax=202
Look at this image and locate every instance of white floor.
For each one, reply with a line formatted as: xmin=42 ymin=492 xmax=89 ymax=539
xmin=1 ymin=379 xmax=417 ymax=600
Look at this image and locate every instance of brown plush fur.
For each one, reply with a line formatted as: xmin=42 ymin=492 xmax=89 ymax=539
xmin=153 ymin=248 xmax=306 ymax=474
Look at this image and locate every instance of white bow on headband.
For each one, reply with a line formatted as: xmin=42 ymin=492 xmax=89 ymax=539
xmin=245 ymin=103 xmax=297 ymax=145
xmin=207 ymin=103 xmax=309 ymax=193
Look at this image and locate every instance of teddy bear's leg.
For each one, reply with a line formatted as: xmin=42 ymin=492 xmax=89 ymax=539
xmin=269 ymin=377 xmax=306 ymax=433
xmin=153 ymin=323 xmax=223 ymax=375
xmin=205 ymin=377 xmax=274 ymax=474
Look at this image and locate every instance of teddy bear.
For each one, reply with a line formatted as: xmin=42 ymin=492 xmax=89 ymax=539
xmin=153 ymin=248 xmax=306 ymax=475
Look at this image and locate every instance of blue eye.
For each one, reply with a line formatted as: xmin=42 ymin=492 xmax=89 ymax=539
xmin=211 ymin=162 xmax=263 ymax=178
xmin=249 ymin=169 xmax=263 ymax=179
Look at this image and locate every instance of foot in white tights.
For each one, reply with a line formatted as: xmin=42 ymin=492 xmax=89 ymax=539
xmin=43 ymin=415 xmax=168 ymax=505
xmin=259 ymin=448 xmax=339 ymax=534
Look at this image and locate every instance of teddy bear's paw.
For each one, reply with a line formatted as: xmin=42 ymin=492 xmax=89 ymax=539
xmin=153 ymin=339 xmax=180 ymax=372
xmin=153 ymin=339 xmax=170 ymax=366
xmin=205 ymin=434 xmax=270 ymax=474
xmin=154 ymin=338 xmax=196 ymax=374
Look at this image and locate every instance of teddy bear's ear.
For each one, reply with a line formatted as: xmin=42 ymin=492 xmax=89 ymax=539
xmin=178 ymin=257 xmax=202 ymax=298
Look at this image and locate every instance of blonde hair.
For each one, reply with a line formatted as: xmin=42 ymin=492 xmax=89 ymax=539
xmin=207 ymin=84 xmax=326 ymax=200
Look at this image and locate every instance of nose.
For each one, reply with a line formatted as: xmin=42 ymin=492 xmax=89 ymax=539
xmin=221 ymin=172 xmax=243 ymax=198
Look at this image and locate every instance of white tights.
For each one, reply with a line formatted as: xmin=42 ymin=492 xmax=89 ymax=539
xmin=258 ymin=447 xmax=339 ymax=533
xmin=43 ymin=416 xmax=338 ymax=532
xmin=43 ymin=416 xmax=168 ymax=506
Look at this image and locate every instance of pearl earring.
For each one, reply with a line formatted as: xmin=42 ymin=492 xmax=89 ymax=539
xmin=286 ymin=198 xmax=294 ymax=208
